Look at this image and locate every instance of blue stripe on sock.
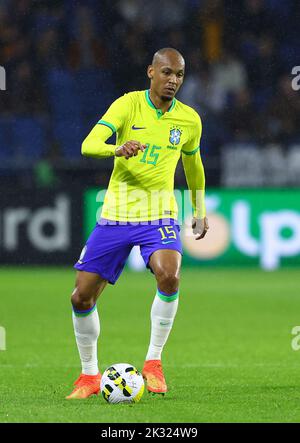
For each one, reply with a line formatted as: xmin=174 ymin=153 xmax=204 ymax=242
xmin=157 ymin=288 xmax=179 ymax=302
xmin=157 ymin=288 xmax=178 ymax=297
xmin=73 ymin=304 xmax=96 ymax=316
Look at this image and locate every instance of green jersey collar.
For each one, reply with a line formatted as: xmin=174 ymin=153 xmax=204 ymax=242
xmin=145 ymin=90 xmax=176 ymax=118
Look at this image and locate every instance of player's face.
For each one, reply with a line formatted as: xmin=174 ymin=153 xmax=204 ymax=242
xmin=148 ymin=54 xmax=185 ymax=101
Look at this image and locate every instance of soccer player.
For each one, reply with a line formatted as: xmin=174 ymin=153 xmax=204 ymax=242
xmin=66 ymin=48 xmax=209 ymax=399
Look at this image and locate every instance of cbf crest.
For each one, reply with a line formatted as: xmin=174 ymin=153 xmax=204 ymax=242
xmin=169 ymin=126 xmax=182 ymax=145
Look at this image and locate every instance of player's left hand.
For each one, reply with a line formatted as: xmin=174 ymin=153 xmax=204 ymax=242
xmin=192 ymin=216 xmax=209 ymax=240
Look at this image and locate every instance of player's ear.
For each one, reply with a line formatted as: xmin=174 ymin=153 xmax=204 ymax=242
xmin=147 ymin=65 xmax=154 ymax=80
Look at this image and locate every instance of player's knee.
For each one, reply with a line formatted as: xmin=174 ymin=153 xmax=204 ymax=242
xmin=155 ymin=269 xmax=180 ymax=293
xmin=71 ymin=286 xmax=95 ymax=311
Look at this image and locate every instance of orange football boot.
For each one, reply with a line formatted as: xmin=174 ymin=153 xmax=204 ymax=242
xmin=66 ymin=373 xmax=101 ymax=399
xmin=142 ymin=360 xmax=167 ymax=395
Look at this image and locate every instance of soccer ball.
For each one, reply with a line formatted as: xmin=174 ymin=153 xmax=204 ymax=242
xmin=100 ymin=363 xmax=144 ymax=404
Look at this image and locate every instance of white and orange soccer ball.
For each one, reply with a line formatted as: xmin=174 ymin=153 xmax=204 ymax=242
xmin=100 ymin=363 xmax=144 ymax=404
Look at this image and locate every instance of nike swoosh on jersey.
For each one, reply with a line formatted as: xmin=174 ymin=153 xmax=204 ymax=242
xmin=162 ymin=240 xmax=176 ymax=244
xmin=131 ymin=125 xmax=146 ymax=130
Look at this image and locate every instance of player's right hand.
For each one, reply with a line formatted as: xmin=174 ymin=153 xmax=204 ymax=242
xmin=192 ymin=216 xmax=209 ymax=240
xmin=115 ymin=141 xmax=146 ymax=159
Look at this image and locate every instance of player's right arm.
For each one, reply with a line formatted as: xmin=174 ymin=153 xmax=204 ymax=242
xmin=81 ymin=94 xmax=145 ymax=159
xmin=182 ymin=111 xmax=209 ymax=240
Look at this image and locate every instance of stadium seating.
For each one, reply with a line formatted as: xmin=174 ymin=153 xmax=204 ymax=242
xmin=75 ymin=68 xmax=115 ymax=120
xmin=0 ymin=117 xmax=14 ymax=160
xmin=47 ymin=68 xmax=82 ymax=119
xmin=52 ymin=118 xmax=85 ymax=158
xmin=47 ymin=68 xmax=114 ymax=158
xmin=11 ymin=117 xmax=47 ymax=162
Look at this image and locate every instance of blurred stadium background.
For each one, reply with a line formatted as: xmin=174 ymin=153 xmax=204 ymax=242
xmin=1 ymin=0 xmax=300 ymax=423
xmin=0 ymin=0 xmax=300 ymax=270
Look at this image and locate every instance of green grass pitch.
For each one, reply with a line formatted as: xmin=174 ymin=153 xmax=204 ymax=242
xmin=0 ymin=267 xmax=300 ymax=423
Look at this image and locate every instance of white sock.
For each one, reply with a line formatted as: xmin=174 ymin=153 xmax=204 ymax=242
xmin=145 ymin=290 xmax=179 ymax=361
xmin=72 ymin=305 xmax=100 ymax=376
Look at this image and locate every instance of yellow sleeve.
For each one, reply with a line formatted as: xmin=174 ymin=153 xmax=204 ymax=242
xmin=81 ymin=94 xmax=132 ymax=158
xmin=181 ymin=112 xmax=202 ymax=155
xmin=81 ymin=124 xmax=117 ymax=158
xmin=182 ymin=113 xmax=206 ymax=218
xmin=97 ymin=93 xmax=132 ymax=134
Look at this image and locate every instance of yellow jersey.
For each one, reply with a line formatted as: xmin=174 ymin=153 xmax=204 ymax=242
xmin=95 ymin=90 xmax=203 ymax=222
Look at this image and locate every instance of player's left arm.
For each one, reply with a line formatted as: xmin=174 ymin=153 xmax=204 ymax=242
xmin=182 ymin=113 xmax=209 ymax=240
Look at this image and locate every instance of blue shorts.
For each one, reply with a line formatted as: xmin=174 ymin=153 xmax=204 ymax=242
xmin=74 ymin=219 xmax=182 ymax=284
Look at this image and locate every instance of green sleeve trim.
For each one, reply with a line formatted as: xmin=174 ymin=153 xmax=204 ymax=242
xmin=97 ymin=120 xmax=116 ymax=134
xmin=182 ymin=146 xmax=199 ymax=155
